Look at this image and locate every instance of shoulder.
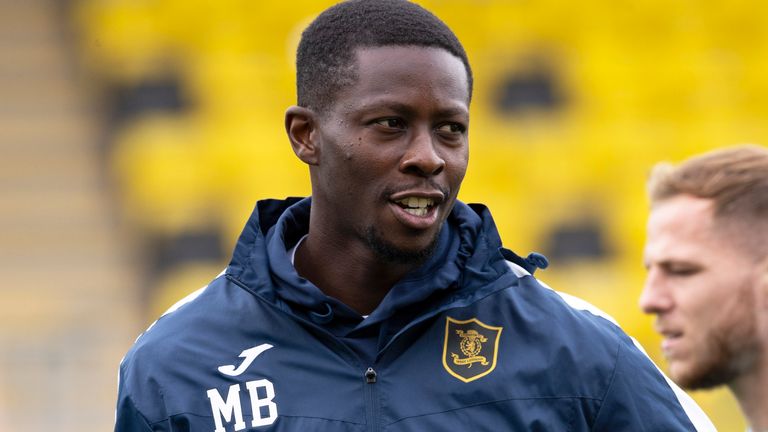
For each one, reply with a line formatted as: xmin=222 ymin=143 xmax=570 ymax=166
xmin=498 ymin=260 xmax=654 ymax=377
xmin=121 ymin=268 xmax=278 ymax=369
xmin=126 ymin=272 xmax=226 ymax=359
xmin=500 ymin=260 xmax=624 ymax=346
xmin=500 ymin=260 xmax=715 ymax=431
xmin=117 ymin=272 xmax=254 ymax=419
xmin=119 ymin=273 xmax=221 ymax=382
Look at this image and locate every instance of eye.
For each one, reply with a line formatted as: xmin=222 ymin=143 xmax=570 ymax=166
xmin=374 ymin=118 xmax=406 ymax=130
xmin=664 ymin=263 xmax=700 ymax=277
xmin=436 ymin=122 xmax=466 ymax=135
xmin=671 ymin=268 xmax=698 ymax=276
xmin=435 ymin=122 xmax=467 ymax=144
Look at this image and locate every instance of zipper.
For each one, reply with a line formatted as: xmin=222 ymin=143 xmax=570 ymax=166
xmin=364 ymin=367 xmax=379 ymax=432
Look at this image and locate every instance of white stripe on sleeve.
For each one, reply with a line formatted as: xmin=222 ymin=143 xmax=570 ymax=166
xmin=505 ymin=261 xmax=716 ymax=431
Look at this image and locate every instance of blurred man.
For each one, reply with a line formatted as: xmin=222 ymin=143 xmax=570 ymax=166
xmin=115 ymin=1 xmax=714 ymax=430
xmin=641 ymin=145 xmax=768 ymax=431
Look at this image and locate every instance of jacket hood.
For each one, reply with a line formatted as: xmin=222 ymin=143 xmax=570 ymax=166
xmin=227 ymin=197 xmax=532 ymax=336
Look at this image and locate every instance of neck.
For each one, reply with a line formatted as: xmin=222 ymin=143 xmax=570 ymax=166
xmin=730 ymin=353 xmax=768 ymax=430
xmin=293 ymin=228 xmax=421 ymax=316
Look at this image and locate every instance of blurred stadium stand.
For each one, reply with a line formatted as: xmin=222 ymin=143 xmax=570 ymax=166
xmin=0 ymin=0 xmax=140 ymax=430
xmin=3 ymin=0 xmax=766 ymax=429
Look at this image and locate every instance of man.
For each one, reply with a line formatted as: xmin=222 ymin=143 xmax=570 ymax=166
xmin=641 ymin=145 xmax=768 ymax=431
xmin=115 ymin=1 xmax=714 ymax=430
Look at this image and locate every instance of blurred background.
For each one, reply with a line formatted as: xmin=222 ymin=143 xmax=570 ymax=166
xmin=2 ymin=0 xmax=767 ymax=430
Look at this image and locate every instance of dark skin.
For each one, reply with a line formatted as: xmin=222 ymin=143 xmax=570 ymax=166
xmin=285 ymin=46 xmax=470 ymax=315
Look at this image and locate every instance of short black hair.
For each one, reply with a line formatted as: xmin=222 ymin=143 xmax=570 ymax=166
xmin=296 ymin=0 xmax=473 ymax=112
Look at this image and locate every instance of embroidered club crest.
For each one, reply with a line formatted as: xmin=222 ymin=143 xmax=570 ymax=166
xmin=442 ymin=316 xmax=502 ymax=383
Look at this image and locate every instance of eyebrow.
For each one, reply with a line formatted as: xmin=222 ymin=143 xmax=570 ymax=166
xmin=435 ymin=106 xmax=470 ymax=118
xmin=360 ymin=100 xmax=469 ymax=118
xmin=649 ymin=258 xmax=701 ymax=270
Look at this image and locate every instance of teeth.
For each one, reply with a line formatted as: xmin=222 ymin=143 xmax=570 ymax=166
xmin=403 ymin=207 xmax=428 ymax=216
xmin=397 ymin=197 xmax=434 ymax=209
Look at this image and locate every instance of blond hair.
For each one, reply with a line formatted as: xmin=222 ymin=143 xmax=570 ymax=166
xmin=647 ymin=144 xmax=768 ymax=255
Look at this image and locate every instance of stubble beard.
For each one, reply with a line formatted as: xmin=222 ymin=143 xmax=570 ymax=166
xmin=363 ymin=225 xmax=440 ymax=265
xmin=673 ymin=285 xmax=760 ymax=390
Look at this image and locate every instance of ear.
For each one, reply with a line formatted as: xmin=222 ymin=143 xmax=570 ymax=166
xmin=285 ymin=105 xmax=320 ymax=166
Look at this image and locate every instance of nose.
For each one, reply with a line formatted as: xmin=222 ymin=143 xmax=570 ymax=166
xmin=639 ymin=269 xmax=674 ymax=314
xmin=399 ymin=128 xmax=445 ymax=176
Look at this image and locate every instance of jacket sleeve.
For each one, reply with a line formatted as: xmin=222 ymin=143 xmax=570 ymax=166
xmin=114 ymin=366 xmax=154 ymax=432
xmin=593 ymin=338 xmax=716 ymax=431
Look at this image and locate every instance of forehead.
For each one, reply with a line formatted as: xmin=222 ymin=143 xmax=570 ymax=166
xmin=645 ymin=195 xmax=745 ymax=261
xmin=648 ymin=194 xmax=713 ymax=230
xmin=646 ymin=195 xmax=715 ymax=249
xmin=340 ymin=45 xmax=470 ymax=109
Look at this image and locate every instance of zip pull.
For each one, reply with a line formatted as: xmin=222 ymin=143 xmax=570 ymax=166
xmin=365 ymin=367 xmax=377 ymax=384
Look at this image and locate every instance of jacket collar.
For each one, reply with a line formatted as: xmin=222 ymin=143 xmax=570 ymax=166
xmin=227 ymin=197 xmax=520 ymax=333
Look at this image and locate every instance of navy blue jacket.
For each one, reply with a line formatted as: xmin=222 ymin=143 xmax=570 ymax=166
xmin=115 ymin=198 xmax=715 ymax=431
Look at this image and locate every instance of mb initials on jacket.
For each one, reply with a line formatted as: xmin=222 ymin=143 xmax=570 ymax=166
xmin=207 ymin=344 xmax=278 ymax=431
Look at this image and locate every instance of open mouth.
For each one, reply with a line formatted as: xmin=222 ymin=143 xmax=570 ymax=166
xmin=393 ymin=196 xmax=436 ymax=217
xmin=659 ymin=327 xmax=683 ymax=341
xmin=659 ymin=329 xmax=684 ymax=355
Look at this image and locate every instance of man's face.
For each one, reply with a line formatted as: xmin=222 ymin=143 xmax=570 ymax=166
xmin=640 ymin=195 xmax=764 ymax=389
xmin=310 ymin=45 xmax=469 ymax=263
